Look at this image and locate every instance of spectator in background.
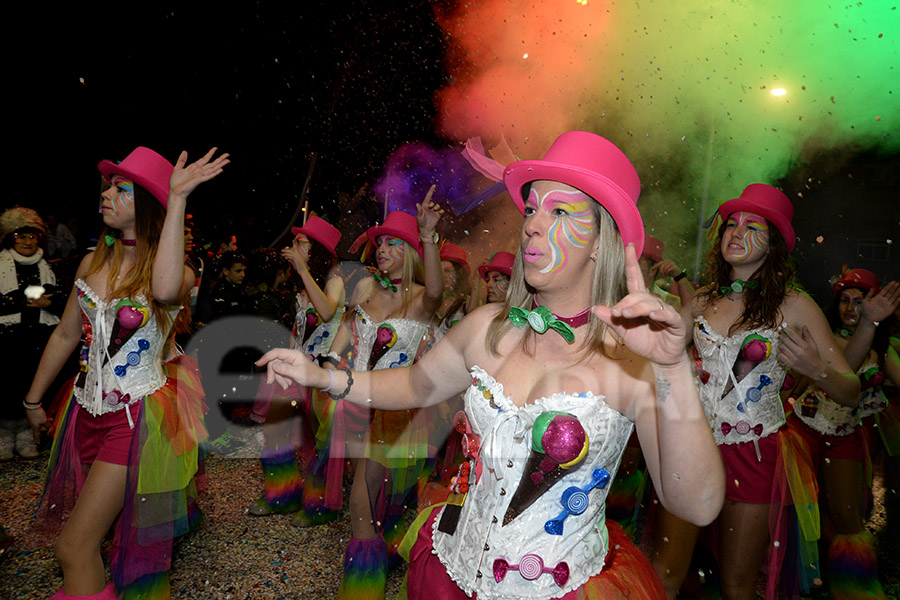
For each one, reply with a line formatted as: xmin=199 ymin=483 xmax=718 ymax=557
xmin=0 ymin=207 xmax=64 ymax=459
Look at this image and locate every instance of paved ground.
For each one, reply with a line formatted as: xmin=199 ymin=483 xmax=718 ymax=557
xmin=2 ymin=439 xmax=897 ymax=599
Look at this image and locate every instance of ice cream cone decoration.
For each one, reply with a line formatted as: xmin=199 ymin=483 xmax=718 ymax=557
xmin=503 ymin=411 xmax=589 ymax=526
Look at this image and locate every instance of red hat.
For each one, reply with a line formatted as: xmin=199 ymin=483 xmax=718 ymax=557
xmin=717 ymin=184 xmax=796 ymax=253
xmin=291 ymin=215 xmax=342 ymax=257
xmin=366 ymin=211 xmax=422 ymax=258
xmin=98 ymin=147 xmax=174 ymax=209
xmin=440 ymin=243 xmax=469 ymax=270
xmin=642 ymin=234 xmax=664 ymax=263
xmin=832 ymin=268 xmax=880 ymax=296
xmin=478 ymin=251 xmax=515 ymax=280
xmin=503 ymin=131 xmax=644 ymax=255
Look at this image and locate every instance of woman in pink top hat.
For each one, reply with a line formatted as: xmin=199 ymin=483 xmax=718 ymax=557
xmin=308 ymin=192 xmax=444 ymax=598
xmin=258 ymin=130 xmax=724 ymax=599
xmin=477 ymin=251 xmax=515 ymax=305
xmin=247 ymin=215 xmax=346 ymax=527
xmin=435 ymin=242 xmax=472 ymax=335
xmin=788 ymin=268 xmax=897 ymax=598
xmin=650 ymin=184 xmax=860 ymax=600
xmin=23 ymin=146 xmax=228 ymax=599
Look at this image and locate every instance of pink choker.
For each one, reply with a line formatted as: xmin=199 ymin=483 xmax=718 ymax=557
xmin=121 ymin=239 xmax=137 ymax=246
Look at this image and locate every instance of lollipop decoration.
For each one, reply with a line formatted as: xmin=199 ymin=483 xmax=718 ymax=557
xmin=544 ymin=467 xmax=611 ymax=535
xmin=503 ymin=411 xmax=589 ymax=526
xmin=861 ymin=366 xmax=885 ymax=390
xmin=105 ymin=299 xmax=150 ymax=362
xmin=493 ymin=554 xmax=570 ymax=587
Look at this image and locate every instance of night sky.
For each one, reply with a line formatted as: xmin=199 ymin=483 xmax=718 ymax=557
xmin=8 ymin=1 xmax=899 ymax=301
xmin=10 ymin=2 xmax=465 ymax=252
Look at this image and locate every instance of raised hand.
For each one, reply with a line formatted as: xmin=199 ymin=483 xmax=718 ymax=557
xmin=592 ymin=244 xmax=688 ymax=366
xmin=416 ymin=185 xmax=443 ymax=235
xmin=256 ymin=348 xmax=326 ymax=391
xmin=654 ymin=259 xmax=682 ymax=279
xmin=169 ymin=147 xmax=230 ymax=201
xmin=777 ymin=325 xmax=826 ymax=379
xmin=861 ymin=281 xmax=900 ymax=324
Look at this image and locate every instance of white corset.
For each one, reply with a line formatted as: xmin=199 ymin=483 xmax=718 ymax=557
xmin=292 ymin=295 xmax=344 ymax=358
xmin=73 ymin=279 xmax=179 ymax=417
xmin=432 ymin=366 xmax=633 ymax=600
xmin=351 ymin=306 xmax=428 ymax=372
xmin=693 ymin=316 xmax=787 ymax=445
xmin=794 ymin=359 xmax=886 ymax=435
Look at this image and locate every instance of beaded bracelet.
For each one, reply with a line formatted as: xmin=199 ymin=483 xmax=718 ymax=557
xmin=332 ymin=367 xmax=354 ymax=400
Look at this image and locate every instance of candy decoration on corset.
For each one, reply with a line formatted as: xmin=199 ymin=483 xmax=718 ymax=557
xmin=721 ymin=333 xmax=771 ymax=399
xmin=300 ymin=307 xmax=322 ymax=350
xmin=104 ymin=299 xmax=149 ymax=364
xmin=545 ymin=467 xmax=610 ymax=535
xmin=367 ymin=324 xmax=398 ymax=371
xmin=503 ymin=411 xmax=589 ymax=526
xmin=493 ymin=554 xmax=570 ymax=587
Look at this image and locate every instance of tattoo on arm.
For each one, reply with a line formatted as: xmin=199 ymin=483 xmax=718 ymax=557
xmin=656 ymin=377 xmax=671 ymax=403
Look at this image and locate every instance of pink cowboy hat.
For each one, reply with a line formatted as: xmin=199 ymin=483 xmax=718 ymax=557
xmin=832 ymin=268 xmax=880 ymax=296
xmin=642 ymin=234 xmax=664 ymax=263
xmin=503 ymin=131 xmax=644 ymax=255
xmin=366 ymin=211 xmax=423 ymax=258
xmin=478 ymin=251 xmax=515 ymax=280
xmin=98 ymin=147 xmax=174 ymax=208
xmin=291 ymin=215 xmax=342 ymax=256
xmin=440 ymin=243 xmax=469 ymax=270
xmin=717 ymin=184 xmax=796 ymax=253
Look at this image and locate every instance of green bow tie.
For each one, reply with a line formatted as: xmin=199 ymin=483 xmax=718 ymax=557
xmin=720 ymin=279 xmax=758 ymax=295
xmin=105 ymin=234 xmax=116 ymax=247
xmin=508 ymin=305 xmax=575 ymax=343
xmin=373 ymin=272 xmax=398 ymax=292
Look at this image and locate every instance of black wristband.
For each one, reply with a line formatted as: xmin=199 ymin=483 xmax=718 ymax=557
xmin=673 ymin=269 xmax=687 ymax=282
xmin=332 ymin=367 xmax=354 ymax=400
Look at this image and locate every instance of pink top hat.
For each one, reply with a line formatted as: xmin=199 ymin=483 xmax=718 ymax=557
xmin=366 ymin=211 xmax=423 ymax=258
xmin=440 ymin=243 xmax=469 ymax=270
xmin=503 ymin=131 xmax=644 ymax=256
xmin=832 ymin=268 xmax=880 ymax=296
xmin=97 ymin=147 xmax=174 ymax=209
xmin=478 ymin=251 xmax=515 ymax=280
xmin=717 ymin=184 xmax=796 ymax=253
xmin=642 ymin=234 xmax=664 ymax=263
xmin=291 ymin=215 xmax=342 ymax=257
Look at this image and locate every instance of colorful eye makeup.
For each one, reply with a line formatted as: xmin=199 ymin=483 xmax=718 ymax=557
xmin=726 ymin=213 xmax=769 ymax=261
xmin=107 ymin=176 xmax=135 ymax=218
xmin=526 ymin=188 xmax=595 ymax=274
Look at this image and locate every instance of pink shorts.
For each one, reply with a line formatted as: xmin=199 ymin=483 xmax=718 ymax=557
xmin=719 ymin=432 xmax=780 ymax=504
xmin=73 ymin=401 xmax=140 ymax=466
xmin=789 ymin=414 xmax=865 ymax=464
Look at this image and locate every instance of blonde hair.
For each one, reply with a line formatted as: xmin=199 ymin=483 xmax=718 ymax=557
xmin=396 ymin=241 xmax=424 ymax=318
xmin=84 ymin=185 xmax=187 ymax=334
xmin=486 ymin=202 xmax=627 ymax=359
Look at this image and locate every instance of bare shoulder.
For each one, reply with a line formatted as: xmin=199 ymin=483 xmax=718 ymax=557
xmin=350 ymin=275 xmax=376 ymax=306
xmin=781 ymin=288 xmax=818 ymax=320
xmin=75 ymin=252 xmax=95 ymax=278
xmin=688 ymin=286 xmax=712 ymax=318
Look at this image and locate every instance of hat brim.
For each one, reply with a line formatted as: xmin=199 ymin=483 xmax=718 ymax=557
xmin=291 ymin=226 xmax=338 ymax=257
xmin=717 ymin=198 xmax=796 ymax=253
xmin=98 ymin=160 xmax=170 ymax=208
xmin=478 ymin=264 xmax=512 ymax=280
xmin=366 ymin=226 xmax=423 ymax=259
xmin=504 ymin=161 xmax=644 ymax=257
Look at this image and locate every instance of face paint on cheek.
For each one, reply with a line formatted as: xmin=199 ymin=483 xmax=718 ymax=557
xmin=731 ymin=218 xmax=770 ymax=261
xmin=540 ymin=195 xmax=594 ymax=274
xmin=110 ymin=181 xmax=135 ymax=218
